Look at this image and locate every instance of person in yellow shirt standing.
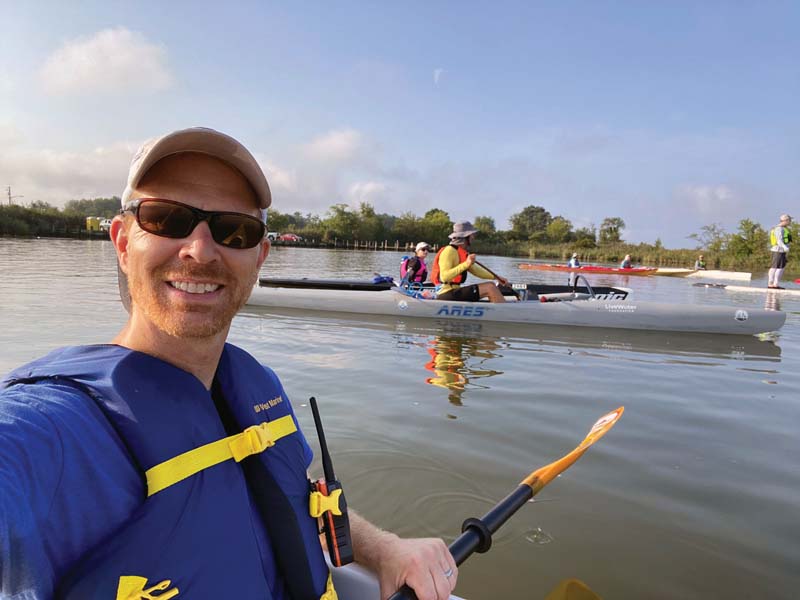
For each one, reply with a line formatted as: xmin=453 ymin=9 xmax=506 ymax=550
xmin=430 ymin=221 xmax=509 ymax=302
xmin=768 ymin=213 xmax=792 ymax=289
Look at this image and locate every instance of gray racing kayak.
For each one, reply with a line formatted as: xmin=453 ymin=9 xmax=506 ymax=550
xmin=247 ymin=279 xmax=786 ymax=335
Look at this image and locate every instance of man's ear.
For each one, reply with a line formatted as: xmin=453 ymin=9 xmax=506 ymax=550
xmin=110 ymin=215 xmax=130 ymax=274
xmin=256 ymin=238 xmax=270 ymax=269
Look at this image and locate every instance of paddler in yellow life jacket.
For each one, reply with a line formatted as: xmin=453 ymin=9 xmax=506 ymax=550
xmin=768 ymin=213 xmax=793 ymax=289
xmin=431 ymin=220 xmax=510 ymax=302
xmin=0 ymin=127 xmax=459 ymax=600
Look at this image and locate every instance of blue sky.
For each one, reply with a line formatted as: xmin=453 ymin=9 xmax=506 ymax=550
xmin=1 ymin=1 xmax=798 ymax=246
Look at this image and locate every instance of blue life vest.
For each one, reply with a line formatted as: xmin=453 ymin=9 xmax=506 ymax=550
xmin=1 ymin=344 xmax=332 ymax=600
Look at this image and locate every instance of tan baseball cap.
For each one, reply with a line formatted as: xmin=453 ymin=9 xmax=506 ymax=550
xmin=121 ymin=127 xmax=271 ymax=209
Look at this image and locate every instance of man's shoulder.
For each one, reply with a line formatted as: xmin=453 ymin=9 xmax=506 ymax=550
xmin=1 ymin=377 xmax=100 ymax=429
xmin=223 ymin=343 xmax=284 ymax=387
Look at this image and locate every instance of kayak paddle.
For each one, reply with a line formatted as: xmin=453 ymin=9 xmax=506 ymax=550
xmin=473 ymin=260 xmax=519 ymax=299
xmin=387 ymin=407 xmax=624 ymax=600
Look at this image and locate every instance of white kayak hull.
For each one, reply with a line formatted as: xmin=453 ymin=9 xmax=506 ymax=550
xmin=685 ymin=270 xmax=752 ymax=281
xmin=331 ymin=560 xmax=465 ymax=599
xmin=247 ymin=286 xmax=786 ymax=335
xmin=704 ymin=284 xmax=800 ymax=297
xmin=654 ymin=268 xmax=696 ymax=277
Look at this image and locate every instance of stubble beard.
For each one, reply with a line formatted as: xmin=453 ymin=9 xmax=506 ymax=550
xmin=127 ymin=261 xmax=258 ymax=339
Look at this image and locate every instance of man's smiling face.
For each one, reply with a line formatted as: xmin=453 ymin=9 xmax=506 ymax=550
xmin=116 ymin=152 xmax=268 ymax=340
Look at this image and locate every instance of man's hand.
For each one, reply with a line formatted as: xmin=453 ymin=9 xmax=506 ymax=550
xmin=496 ymin=276 xmax=510 ymax=287
xmin=464 ymin=253 xmax=476 ymax=268
xmin=349 ymin=512 xmax=458 ymax=600
xmin=374 ymin=534 xmax=458 ymax=600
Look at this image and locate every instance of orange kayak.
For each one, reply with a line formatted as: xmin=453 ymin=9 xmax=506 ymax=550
xmin=518 ymin=264 xmax=657 ymax=276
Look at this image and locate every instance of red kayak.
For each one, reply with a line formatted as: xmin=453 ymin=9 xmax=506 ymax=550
xmin=518 ymin=264 xmax=657 ymax=276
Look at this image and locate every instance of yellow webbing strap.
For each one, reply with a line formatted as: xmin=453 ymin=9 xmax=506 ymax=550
xmin=145 ymin=415 xmax=297 ymax=497
xmin=319 ymin=572 xmax=338 ymax=600
xmin=309 ymin=488 xmax=343 ymax=518
xmin=116 ymin=576 xmax=179 ymax=600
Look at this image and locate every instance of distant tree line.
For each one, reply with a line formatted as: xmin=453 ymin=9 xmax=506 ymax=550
xmin=0 ymin=197 xmax=119 ymax=236
xmin=1 ymin=198 xmax=795 ymax=271
xmin=0 ymin=196 xmax=625 ymax=247
xmin=267 ymin=202 xmax=628 ymax=249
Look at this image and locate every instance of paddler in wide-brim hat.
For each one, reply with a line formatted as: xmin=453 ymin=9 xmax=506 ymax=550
xmin=430 ymin=220 xmax=510 ymax=303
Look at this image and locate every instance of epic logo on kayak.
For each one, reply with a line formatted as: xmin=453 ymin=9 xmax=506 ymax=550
xmin=436 ymin=305 xmax=486 ymax=317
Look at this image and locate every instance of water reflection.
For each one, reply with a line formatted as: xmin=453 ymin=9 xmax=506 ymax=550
xmin=764 ymin=293 xmax=782 ymax=312
xmin=423 ymin=334 xmax=504 ymax=405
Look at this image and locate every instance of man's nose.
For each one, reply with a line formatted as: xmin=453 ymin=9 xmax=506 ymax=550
xmin=178 ymin=221 xmax=220 ymax=263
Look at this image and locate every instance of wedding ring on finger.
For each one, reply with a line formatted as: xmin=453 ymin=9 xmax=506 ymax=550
xmin=443 ymin=567 xmax=454 ymax=579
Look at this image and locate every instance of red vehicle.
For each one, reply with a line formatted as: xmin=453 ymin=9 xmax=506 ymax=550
xmin=278 ymin=233 xmax=303 ymax=242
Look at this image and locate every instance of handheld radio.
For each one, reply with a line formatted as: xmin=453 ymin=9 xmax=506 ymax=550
xmin=309 ymin=397 xmax=354 ymax=566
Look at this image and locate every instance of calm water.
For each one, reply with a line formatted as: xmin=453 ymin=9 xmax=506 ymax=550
xmin=1 ymin=238 xmax=799 ymax=599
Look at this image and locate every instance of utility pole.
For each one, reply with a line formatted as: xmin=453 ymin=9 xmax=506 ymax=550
xmin=6 ymin=186 xmax=23 ymax=205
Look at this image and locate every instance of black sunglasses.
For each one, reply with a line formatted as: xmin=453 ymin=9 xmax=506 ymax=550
xmin=122 ymin=198 xmax=266 ymax=249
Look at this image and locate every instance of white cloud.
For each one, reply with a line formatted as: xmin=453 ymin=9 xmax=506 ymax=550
xmin=260 ymin=127 xmax=385 ymax=213
xmin=677 ymin=184 xmax=741 ymax=216
xmin=347 ymin=181 xmax=388 ymax=205
xmin=433 ymin=68 xmax=444 ymax=86
xmin=303 ymin=128 xmax=364 ymax=162
xmin=0 ymin=122 xmax=24 ymax=147
xmin=260 ymin=159 xmax=296 ymax=194
xmin=40 ymin=27 xmax=172 ymax=96
xmin=0 ymin=67 xmax=15 ymax=95
xmin=0 ymin=140 xmax=135 ymax=205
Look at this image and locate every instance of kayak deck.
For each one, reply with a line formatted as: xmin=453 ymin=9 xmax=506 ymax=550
xmin=257 ymin=278 xmax=630 ymax=300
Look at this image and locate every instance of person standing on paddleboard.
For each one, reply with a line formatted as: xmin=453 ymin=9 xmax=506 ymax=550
xmin=431 ymin=221 xmax=510 ymax=302
xmin=768 ymin=213 xmax=792 ymax=289
xmin=567 ymin=252 xmax=581 ymax=287
xmin=0 ymin=127 xmax=458 ymax=600
xmin=694 ymin=254 xmax=707 ymax=270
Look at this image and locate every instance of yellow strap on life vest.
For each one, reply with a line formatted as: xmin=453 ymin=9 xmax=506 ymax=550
xmin=145 ymin=415 xmax=297 ymax=497
xmin=309 ymin=488 xmax=343 ymax=518
xmin=319 ymin=572 xmax=338 ymax=600
xmin=116 ymin=576 xmax=179 ymax=600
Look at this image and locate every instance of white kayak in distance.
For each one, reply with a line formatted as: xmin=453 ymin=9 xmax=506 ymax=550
xmin=654 ymin=267 xmax=696 ymax=277
xmin=685 ymin=269 xmax=752 ymax=281
xmin=655 ymin=268 xmax=752 ymax=281
xmin=694 ymin=282 xmax=800 ymax=297
xmin=247 ymin=278 xmax=786 ymax=335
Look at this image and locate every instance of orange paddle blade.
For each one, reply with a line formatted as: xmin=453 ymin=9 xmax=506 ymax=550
xmin=521 ymin=407 xmax=624 ymax=494
xmin=545 ymin=578 xmax=602 ymax=600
